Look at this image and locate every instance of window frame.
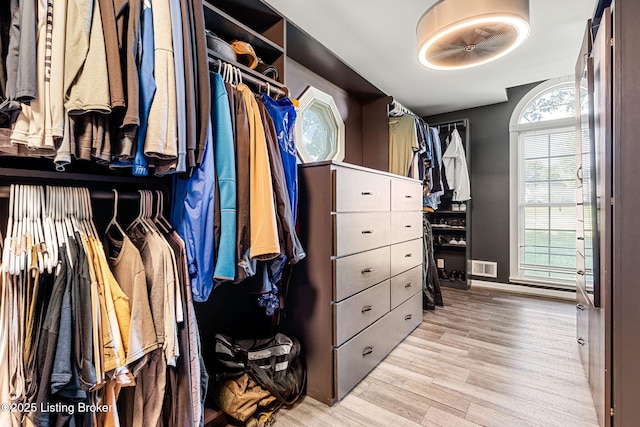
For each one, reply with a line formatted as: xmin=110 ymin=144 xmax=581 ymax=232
xmin=295 ymin=86 xmax=345 ymax=164
xmin=509 ymin=76 xmax=577 ymax=289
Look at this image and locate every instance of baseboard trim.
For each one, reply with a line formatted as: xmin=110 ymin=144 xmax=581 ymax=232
xmin=470 ymin=280 xmax=576 ymax=301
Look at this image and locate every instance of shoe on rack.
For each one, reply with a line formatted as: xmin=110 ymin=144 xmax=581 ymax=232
xmin=460 ymin=202 xmax=467 ymax=211
xmin=452 ymin=203 xmax=460 ymax=211
xmin=458 ymin=237 xmax=466 ymax=246
xmin=448 ymin=236 xmax=458 ymax=245
xmin=455 ymin=271 xmax=466 ymax=282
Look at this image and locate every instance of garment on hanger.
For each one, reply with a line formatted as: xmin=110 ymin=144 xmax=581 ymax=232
xmin=389 ymin=113 xmax=419 ymax=176
xmin=211 ymin=73 xmax=237 ymax=281
xmin=424 ymin=127 xmax=445 ymax=210
xmin=172 ymin=118 xmax=216 ymax=302
xmin=261 ymin=94 xmax=299 ymax=223
xmin=442 ymin=128 xmax=471 ymax=202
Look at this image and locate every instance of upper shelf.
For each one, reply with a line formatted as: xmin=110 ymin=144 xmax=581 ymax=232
xmin=203 ymin=1 xmax=285 ymax=64
xmin=431 ymin=210 xmax=468 ymax=214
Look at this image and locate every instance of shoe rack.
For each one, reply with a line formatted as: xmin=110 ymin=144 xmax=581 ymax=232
xmin=430 ymin=202 xmax=470 ymax=289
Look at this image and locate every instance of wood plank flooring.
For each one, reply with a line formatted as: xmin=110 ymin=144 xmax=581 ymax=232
xmin=274 ymin=287 xmax=599 ymax=427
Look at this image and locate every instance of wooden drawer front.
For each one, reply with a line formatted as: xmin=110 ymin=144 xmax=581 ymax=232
xmin=390 ymin=238 xmax=423 ymax=277
xmin=334 ymin=213 xmax=390 ymax=257
xmin=333 ymin=280 xmax=391 ymax=346
xmin=334 ymin=312 xmax=397 ymax=401
xmin=334 ymin=246 xmax=390 ymax=302
xmin=335 ymin=167 xmax=390 ymax=212
xmin=391 ymin=179 xmax=422 ymax=211
xmin=391 ymin=211 xmax=423 ymax=244
xmin=391 ymin=265 xmax=422 ymax=309
xmin=387 ymin=292 xmax=422 ymax=344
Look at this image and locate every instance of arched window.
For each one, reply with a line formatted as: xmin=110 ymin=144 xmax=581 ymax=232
xmin=509 ymin=76 xmax=584 ymax=287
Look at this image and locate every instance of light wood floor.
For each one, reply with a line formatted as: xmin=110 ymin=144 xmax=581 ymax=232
xmin=274 ymin=287 xmax=599 ymax=427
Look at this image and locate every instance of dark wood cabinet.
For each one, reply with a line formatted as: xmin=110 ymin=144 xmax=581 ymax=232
xmin=577 ymin=2 xmax=640 ymax=425
xmin=286 ymin=162 xmax=423 ymax=405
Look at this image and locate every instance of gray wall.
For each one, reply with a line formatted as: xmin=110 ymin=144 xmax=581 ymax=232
xmin=426 ymin=82 xmax=542 ymax=283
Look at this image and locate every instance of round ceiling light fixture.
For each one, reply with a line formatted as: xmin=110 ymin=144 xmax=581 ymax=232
xmin=417 ymin=0 xmax=530 ymax=71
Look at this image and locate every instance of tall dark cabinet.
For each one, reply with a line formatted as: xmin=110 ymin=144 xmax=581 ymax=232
xmin=576 ymin=2 xmax=640 ymax=425
xmin=428 ymin=120 xmax=472 ymax=290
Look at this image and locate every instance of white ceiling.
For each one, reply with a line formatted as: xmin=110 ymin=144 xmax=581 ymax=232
xmin=263 ymin=0 xmax=597 ymax=116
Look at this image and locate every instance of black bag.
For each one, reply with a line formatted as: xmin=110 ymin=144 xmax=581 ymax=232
xmin=214 ymin=333 xmax=306 ymax=407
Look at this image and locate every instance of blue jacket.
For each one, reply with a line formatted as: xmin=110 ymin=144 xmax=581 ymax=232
xmin=261 ymin=94 xmax=299 ymax=223
xmin=133 ymin=0 xmax=156 ymax=177
xmin=211 ymin=73 xmax=237 ymax=281
xmin=172 ymin=118 xmax=216 ymax=302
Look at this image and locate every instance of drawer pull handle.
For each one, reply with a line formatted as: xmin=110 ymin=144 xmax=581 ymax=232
xmin=405 ymin=195 xmax=413 ymax=199
xmin=577 ymin=303 xmax=585 ymax=311
xmin=362 ymin=230 xmax=374 ymax=234
xmin=404 ymin=225 xmax=412 ymax=228
xmin=361 ymin=267 xmax=373 ymax=274
xmin=362 ymin=305 xmax=373 ymax=313
xmin=577 ymin=338 xmax=585 ymax=346
xmin=405 ymin=314 xmax=413 ymax=321
xmin=361 ymin=191 xmax=374 ymax=196
xmin=577 ymin=237 xmax=585 ymax=241
xmin=404 ymin=253 xmax=412 ymax=258
xmin=404 ymin=282 xmax=413 ymax=288
xmin=577 ymin=270 xmax=585 ymax=276
xmin=362 ymin=346 xmax=374 ymax=356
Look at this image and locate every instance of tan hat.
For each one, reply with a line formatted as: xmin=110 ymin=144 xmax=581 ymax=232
xmin=230 ymin=41 xmax=258 ymax=69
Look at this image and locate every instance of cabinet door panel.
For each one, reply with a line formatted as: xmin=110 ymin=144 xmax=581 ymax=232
xmin=333 ymin=280 xmax=390 ymax=346
xmin=391 ymin=265 xmax=422 ymax=309
xmin=334 ymin=213 xmax=390 ymax=257
xmin=391 ymin=179 xmax=422 ymax=211
xmin=334 ymin=246 xmax=390 ymax=301
xmin=391 ymin=212 xmax=423 ymax=244
xmin=335 ymin=167 xmax=390 ymax=212
xmin=390 ymin=238 xmax=423 ymax=277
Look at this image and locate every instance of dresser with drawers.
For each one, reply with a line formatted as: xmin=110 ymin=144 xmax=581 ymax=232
xmin=287 ymin=161 xmax=423 ymax=406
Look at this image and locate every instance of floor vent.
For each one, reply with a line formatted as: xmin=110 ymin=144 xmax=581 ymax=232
xmin=471 ymin=260 xmax=498 ymax=278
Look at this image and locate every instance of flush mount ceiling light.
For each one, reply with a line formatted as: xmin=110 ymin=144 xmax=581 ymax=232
xmin=417 ymin=0 xmax=530 ymax=70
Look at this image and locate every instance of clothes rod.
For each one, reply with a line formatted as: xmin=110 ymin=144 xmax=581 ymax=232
xmin=0 ymin=186 xmax=151 ymax=201
xmin=430 ymin=118 xmax=469 ymax=129
xmin=208 ymin=55 xmax=289 ymax=99
xmin=389 ymin=100 xmax=418 ymax=118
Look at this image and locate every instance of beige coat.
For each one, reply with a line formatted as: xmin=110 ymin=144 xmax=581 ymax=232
xmin=238 ymin=84 xmax=280 ymax=260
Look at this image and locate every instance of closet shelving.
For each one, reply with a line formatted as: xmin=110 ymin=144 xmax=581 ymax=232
xmin=428 ymin=118 xmax=471 ymax=290
xmin=202 ymin=0 xmax=286 ymax=86
xmin=208 ymin=53 xmax=286 ymax=96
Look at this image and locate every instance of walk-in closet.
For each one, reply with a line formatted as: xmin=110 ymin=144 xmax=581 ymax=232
xmin=0 ymin=0 xmax=637 ymax=426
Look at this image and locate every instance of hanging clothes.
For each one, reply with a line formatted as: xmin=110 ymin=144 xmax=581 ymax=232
xmin=0 ymin=0 xmax=211 ymax=175
xmin=389 ymin=114 xmax=419 ymax=176
xmin=261 ymin=94 xmax=299 ymax=223
xmin=237 ymin=82 xmax=280 ymax=261
xmin=423 ymin=218 xmax=444 ymax=310
xmin=442 ymin=128 xmax=471 ymax=202
xmin=172 ymin=119 xmax=216 ymax=302
xmin=211 ymin=72 xmax=237 ymax=281
xmin=425 ymin=126 xmax=445 ymax=210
